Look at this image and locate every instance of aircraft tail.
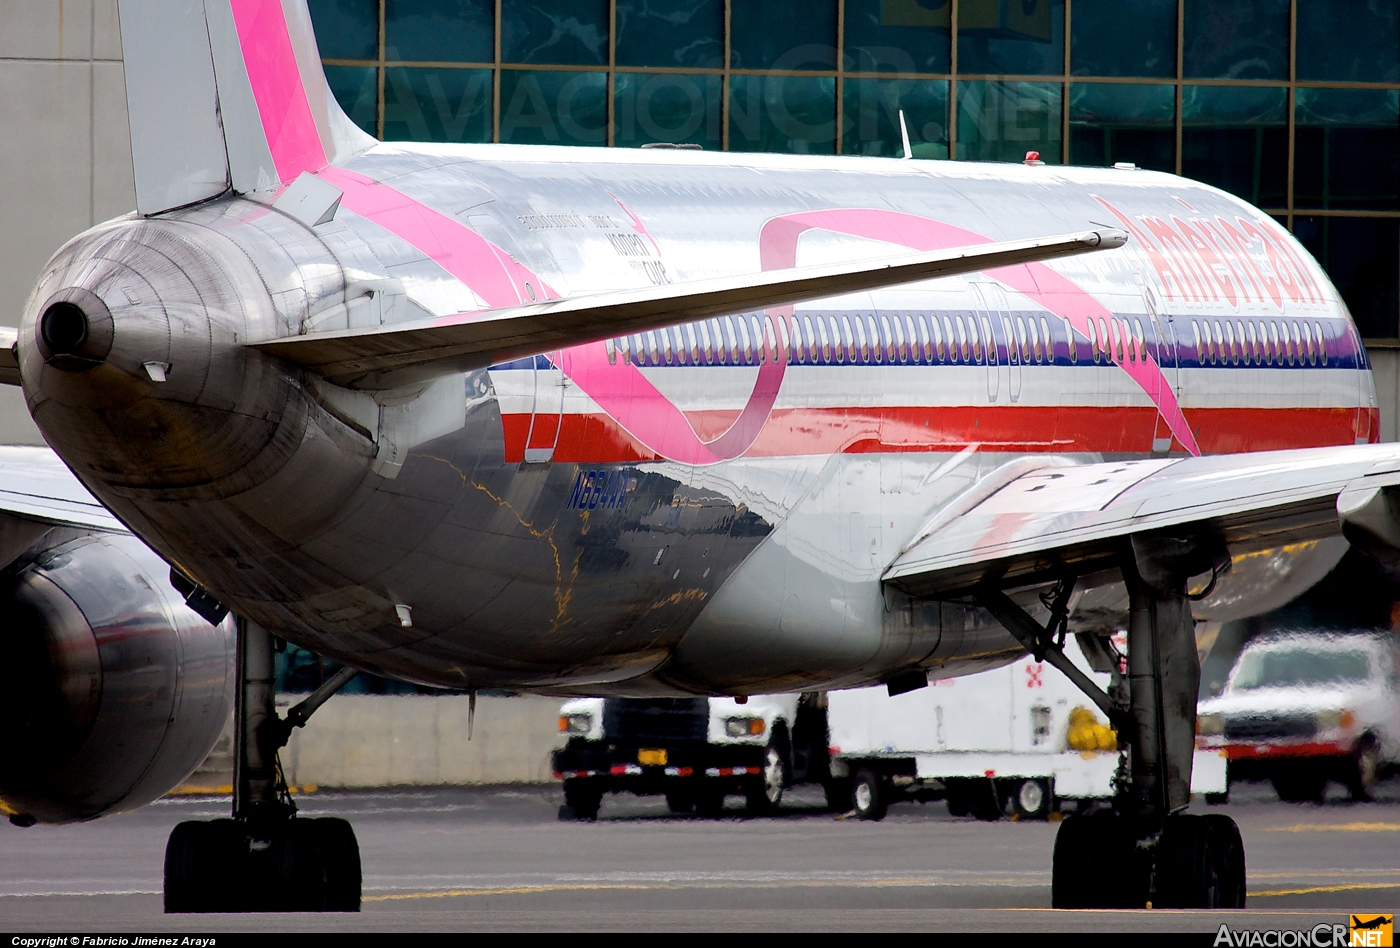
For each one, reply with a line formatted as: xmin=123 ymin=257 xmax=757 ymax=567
xmin=118 ymin=0 xmax=376 ymax=216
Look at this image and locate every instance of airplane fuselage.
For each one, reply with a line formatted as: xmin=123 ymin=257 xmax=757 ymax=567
xmin=20 ymin=145 xmax=1376 ymax=695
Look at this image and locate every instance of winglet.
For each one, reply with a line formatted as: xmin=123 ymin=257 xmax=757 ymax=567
xmin=117 ymin=0 xmax=376 ymax=216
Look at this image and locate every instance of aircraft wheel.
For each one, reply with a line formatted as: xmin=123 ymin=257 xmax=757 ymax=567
xmin=311 ymin=818 xmax=363 ymax=911
xmin=1154 ymin=814 xmax=1247 ymax=908
xmin=1051 ymin=810 xmax=1147 ymax=908
xmin=852 ymin=769 xmax=887 ymax=821
xmin=164 ymin=819 xmax=241 ymax=913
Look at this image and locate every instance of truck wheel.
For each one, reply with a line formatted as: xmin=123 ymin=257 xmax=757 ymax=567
xmin=695 ymin=785 xmax=726 ymax=817
xmin=561 ymin=779 xmax=603 ymax=820
xmin=852 ymin=769 xmax=887 ymax=821
xmin=665 ymin=790 xmax=695 ymax=815
xmin=745 ymin=744 xmax=787 ymax=816
xmin=824 ymin=778 xmax=853 ymax=813
xmin=1348 ymin=737 xmax=1381 ymax=802
xmin=1011 ymin=778 xmax=1051 ymax=820
xmin=1272 ymin=768 xmax=1326 ymax=804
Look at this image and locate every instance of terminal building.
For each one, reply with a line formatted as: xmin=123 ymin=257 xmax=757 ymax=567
xmin=1 ymin=0 xmax=1399 ymax=434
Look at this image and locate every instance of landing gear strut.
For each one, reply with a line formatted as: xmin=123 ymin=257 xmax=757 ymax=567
xmin=980 ymin=536 xmax=1247 ymax=909
xmin=164 ymin=618 xmax=362 ymax=913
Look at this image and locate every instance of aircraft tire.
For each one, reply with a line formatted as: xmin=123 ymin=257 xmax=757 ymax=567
xmin=164 ymin=819 xmax=240 ymax=913
xmin=1051 ymin=811 xmax=1146 ymax=909
xmin=1154 ymin=814 xmax=1247 ymax=908
xmin=1271 ymin=768 xmax=1327 ymax=803
xmin=852 ymin=768 xmax=887 ymax=821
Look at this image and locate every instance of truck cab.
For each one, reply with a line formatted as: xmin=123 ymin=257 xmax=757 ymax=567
xmin=552 ymin=694 xmax=833 ymax=818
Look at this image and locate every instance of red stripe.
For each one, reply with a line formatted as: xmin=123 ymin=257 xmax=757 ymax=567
xmin=500 ymin=405 xmax=1366 ymax=463
xmin=1223 ymin=741 xmax=1350 ymax=760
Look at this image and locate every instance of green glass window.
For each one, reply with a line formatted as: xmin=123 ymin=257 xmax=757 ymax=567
xmin=1182 ymin=0 xmax=1288 ymax=80
xmin=385 ymin=0 xmax=494 ymax=63
xmin=957 ymin=80 xmax=1062 ymax=162
xmin=1181 ymin=85 xmax=1287 ymax=207
xmin=501 ymin=0 xmax=608 ymax=66
xmin=729 ymin=0 xmax=838 ymax=70
xmin=843 ymin=0 xmax=950 ymax=74
xmin=614 ymin=72 xmax=722 ymax=148
xmin=1295 ymin=217 xmax=1400 ymax=339
xmin=615 ymin=0 xmax=723 ymax=69
xmin=843 ymin=77 xmax=948 ymax=158
xmin=500 ymin=70 xmax=608 ymax=144
xmin=308 ymin=0 xmax=379 ymax=60
xmin=383 ymin=68 xmax=492 ymax=142
xmin=1069 ymin=82 xmax=1174 ymax=171
xmin=728 ymin=75 xmax=837 ymax=154
xmin=1296 ymin=0 xmax=1400 ymax=84
xmin=957 ymin=0 xmax=1064 ymax=77
xmin=1070 ymin=0 xmax=1175 ymax=78
xmin=1295 ymin=89 xmax=1400 ymax=212
xmin=324 ymin=65 xmax=379 ymax=136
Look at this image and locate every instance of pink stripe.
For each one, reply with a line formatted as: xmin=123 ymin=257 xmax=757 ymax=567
xmin=229 ymin=0 xmax=327 ymax=181
xmin=320 ymin=167 xmax=550 ymax=306
xmin=756 ymin=209 xmax=1200 ymax=456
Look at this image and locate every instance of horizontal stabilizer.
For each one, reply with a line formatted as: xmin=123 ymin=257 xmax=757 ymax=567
xmin=252 ymin=229 xmax=1126 ymax=389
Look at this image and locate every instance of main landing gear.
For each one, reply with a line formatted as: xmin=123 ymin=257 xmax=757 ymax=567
xmin=980 ymin=535 xmax=1248 ymax=909
xmin=164 ymin=619 xmax=362 ymax=913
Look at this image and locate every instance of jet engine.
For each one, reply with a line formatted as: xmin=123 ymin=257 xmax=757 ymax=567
xmin=0 ymin=531 xmax=235 ymax=825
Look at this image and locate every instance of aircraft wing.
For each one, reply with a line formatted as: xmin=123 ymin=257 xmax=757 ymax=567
xmin=251 ymin=229 xmax=1124 ymax=389
xmin=0 ymin=445 xmax=128 ymax=533
xmin=883 ymin=444 xmax=1400 ymax=600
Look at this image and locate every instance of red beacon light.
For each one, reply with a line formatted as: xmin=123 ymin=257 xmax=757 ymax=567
xmin=1023 ymin=151 xmax=1045 ymax=166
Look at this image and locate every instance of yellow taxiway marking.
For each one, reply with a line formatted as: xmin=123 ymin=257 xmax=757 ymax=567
xmin=1251 ymin=882 xmax=1400 ymax=898
xmin=364 ymin=878 xmax=1035 ymax=902
xmin=1263 ymin=822 xmax=1400 ymax=833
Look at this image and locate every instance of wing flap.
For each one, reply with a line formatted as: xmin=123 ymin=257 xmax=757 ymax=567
xmin=884 ymin=444 xmax=1400 ymax=599
xmin=0 ymin=446 xmax=127 ymax=534
xmin=251 ymin=228 xmax=1125 ymax=389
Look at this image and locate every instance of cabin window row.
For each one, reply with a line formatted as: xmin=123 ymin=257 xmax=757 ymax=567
xmin=1189 ymin=318 xmax=1328 ymax=367
xmin=604 ymin=311 xmax=1078 ymax=368
xmin=601 ymin=311 xmax=1338 ymax=369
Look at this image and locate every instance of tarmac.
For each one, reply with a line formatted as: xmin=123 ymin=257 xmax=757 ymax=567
xmin=1 ymin=779 xmax=1397 ymax=932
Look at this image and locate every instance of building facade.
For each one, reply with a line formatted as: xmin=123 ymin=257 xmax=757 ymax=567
xmin=309 ymin=0 xmax=1400 ymax=344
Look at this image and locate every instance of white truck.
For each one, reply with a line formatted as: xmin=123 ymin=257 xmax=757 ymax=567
xmin=552 ymin=693 xmax=835 ymax=819
xmin=827 ymin=638 xmax=1229 ymax=820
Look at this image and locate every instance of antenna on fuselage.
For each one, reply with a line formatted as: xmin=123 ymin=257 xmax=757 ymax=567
xmin=898 ymin=110 xmax=913 ymax=160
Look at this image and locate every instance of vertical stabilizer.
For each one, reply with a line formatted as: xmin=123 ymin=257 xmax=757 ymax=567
xmin=119 ymin=0 xmax=231 ymax=215
xmin=117 ymin=0 xmax=377 ymax=216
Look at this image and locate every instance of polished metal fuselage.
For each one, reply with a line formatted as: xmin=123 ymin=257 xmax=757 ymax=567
xmin=18 ymin=145 xmax=1375 ymax=695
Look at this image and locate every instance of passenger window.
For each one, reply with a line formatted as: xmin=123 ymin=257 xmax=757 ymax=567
xmin=1040 ymin=317 xmax=1052 ymax=363
xmin=1028 ymin=317 xmax=1041 ymax=364
xmin=933 ymin=315 xmax=946 ymax=362
xmin=1314 ymin=321 xmax=1326 ymax=366
xmin=896 ymin=314 xmax=910 ymax=363
xmin=915 ymin=314 xmax=931 ymax=362
xmin=1063 ymin=317 xmax=1076 ymax=364
xmin=1088 ymin=317 xmax=1100 ymax=363
xmin=969 ymin=317 xmax=983 ymax=364
xmin=607 ymin=337 xmax=617 ymax=365
xmin=981 ymin=316 xmax=996 ymax=365
xmin=952 ymin=315 xmax=966 ymax=363
xmin=1097 ymin=317 xmax=1110 ymax=362
xmin=1133 ymin=318 xmax=1146 ymax=364
xmin=1108 ymin=319 xmax=1121 ymax=363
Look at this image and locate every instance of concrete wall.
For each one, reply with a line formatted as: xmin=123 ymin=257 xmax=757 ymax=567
xmin=0 ymin=0 xmax=132 ymax=444
xmin=1369 ymin=347 xmax=1400 ymax=443
xmin=180 ymin=695 xmax=565 ymax=791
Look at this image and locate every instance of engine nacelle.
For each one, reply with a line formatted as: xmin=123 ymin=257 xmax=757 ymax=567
xmin=0 ymin=532 xmax=235 ymax=824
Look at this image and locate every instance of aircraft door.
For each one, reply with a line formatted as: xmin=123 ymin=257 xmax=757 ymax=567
xmin=524 ymin=351 xmax=564 ymax=463
xmin=973 ymin=284 xmax=1016 ymax=403
xmin=1141 ymin=279 xmax=1179 ymax=454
